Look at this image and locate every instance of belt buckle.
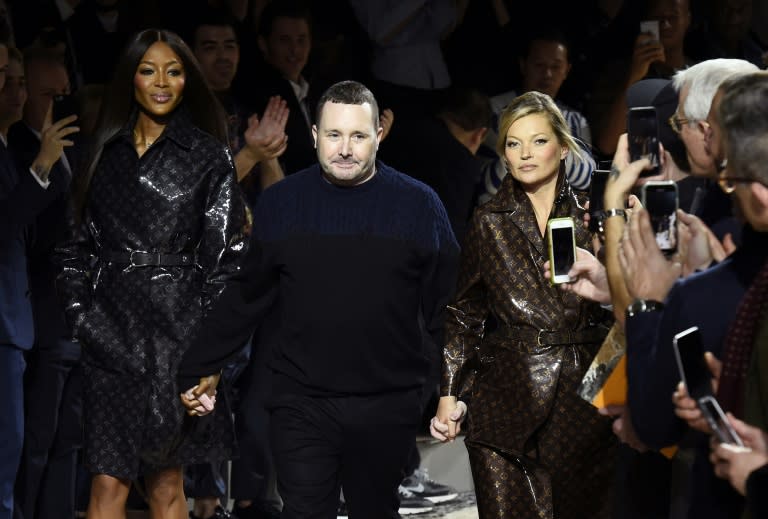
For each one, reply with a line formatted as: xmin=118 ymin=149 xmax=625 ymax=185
xmin=129 ymin=250 xmax=142 ymax=267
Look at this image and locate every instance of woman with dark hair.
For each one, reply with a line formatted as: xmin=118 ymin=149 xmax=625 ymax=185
xmin=56 ymin=29 xmax=247 ymax=518
xmin=431 ymin=91 xmax=617 ymax=518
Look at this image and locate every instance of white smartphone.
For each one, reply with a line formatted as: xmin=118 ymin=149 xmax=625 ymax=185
xmin=640 ymin=20 xmax=660 ymax=41
xmin=697 ymin=395 xmax=745 ymax=447
xmin=547 ymin=217 xmax=576 ymax=285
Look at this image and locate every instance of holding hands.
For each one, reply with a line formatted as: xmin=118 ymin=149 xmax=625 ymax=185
xmin=431 ymin=396 xmax=467 ymax=442
xmin=180 ymin=373 xmax=221 ymax=417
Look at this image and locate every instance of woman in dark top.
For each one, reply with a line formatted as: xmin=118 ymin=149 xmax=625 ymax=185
xmin=432 ymin=91 xmax=616 ymax=518
xmin=56 ymin=29 xmax=247 ymax=518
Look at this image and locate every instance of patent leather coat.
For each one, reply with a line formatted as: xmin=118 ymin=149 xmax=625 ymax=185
xmin=441 ymin=170 xmax=617 ymax=518
xmin=56 ymin=109 xmax=248 ymax=477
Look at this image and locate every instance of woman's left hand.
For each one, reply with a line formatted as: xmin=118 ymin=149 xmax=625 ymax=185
xmin=180 ymin=373 xmax=221 ymax=417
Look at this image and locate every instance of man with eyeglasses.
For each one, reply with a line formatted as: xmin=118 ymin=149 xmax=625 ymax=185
xmin=615 ymin=67 xmax=768 ymax=519
xmin=668 ymin=58 xmax=759 ymax=246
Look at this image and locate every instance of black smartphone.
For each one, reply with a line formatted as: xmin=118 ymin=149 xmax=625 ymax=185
xmin=547 ymin=217 xmax=576 ymax=284
xmin=52 ymin=93 xmax=78 ymax=122
xmin=672 ymin=326 xmax=713 ymax=401
xmin=627 ymin=106 xmax=661 ymax=177
xmin=642 ymin=180 xmax=678 ymax=256
xmin=588 ymin=169 xmax=610 ymax=232
xmin=697 ymin=395 xmax=745 ymax=447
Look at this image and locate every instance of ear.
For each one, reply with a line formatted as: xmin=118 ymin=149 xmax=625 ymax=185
xmin=750 ymin=181 xmax=768 ymax=213
xmin=560 ymin=145 xmax=569 ymax=161
xmin=312 ymin=124 xmax=318 ymax=148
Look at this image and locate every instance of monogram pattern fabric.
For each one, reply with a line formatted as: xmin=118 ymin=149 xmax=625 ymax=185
xmin=441 ymin=170 xmax=616 ymax=518
xmin=56 ymin=109 xmax=248 ymax=478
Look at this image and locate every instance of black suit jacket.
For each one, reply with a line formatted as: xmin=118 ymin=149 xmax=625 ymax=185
xmin=8 ymin=122 xmax=76 ymax=345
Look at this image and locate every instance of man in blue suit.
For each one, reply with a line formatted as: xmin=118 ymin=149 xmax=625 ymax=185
xmin=0 ymin=40 xmax=79 ymax=519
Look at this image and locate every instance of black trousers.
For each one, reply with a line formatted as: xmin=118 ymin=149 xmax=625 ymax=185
xmin=269 ymin=390 xmax=421 ymax=519
xmin=15 ymin=338 xmax=82 ymax=519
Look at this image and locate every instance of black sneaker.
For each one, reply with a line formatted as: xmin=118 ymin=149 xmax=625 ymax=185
xmin=397 ymin=485 xmax=434 ymax=515
xmin=336 ymin=499 xmax=349 ymax=518
xmin=401 ymin=469 xmax=458 ymax=504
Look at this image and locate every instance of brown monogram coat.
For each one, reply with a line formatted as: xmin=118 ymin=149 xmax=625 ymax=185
xmin=442 ymin=171 xmax=617 ymax=518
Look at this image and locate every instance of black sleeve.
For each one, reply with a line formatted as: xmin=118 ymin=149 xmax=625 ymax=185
xmin=177 ymin=231 xmax=279 ymax=390
xmin=746 ymin=463 xmax=768 ymax=518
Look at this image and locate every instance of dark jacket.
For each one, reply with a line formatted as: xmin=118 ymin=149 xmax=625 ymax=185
xmin=0 ymin=141 xmax=69 ymax=348
xmin=441 ymin=170 xmax=616 ymax=517
xmin=55 ymin=108 xmax=248 ymax=474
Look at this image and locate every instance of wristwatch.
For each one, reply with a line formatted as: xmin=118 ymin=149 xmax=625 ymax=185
xmin=602 ymin=208 xmax=627 ymax=220
xmin=626 ymin=299 xmax=664 ymax=319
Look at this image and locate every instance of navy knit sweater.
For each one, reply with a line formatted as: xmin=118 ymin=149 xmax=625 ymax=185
xmin=179 ymin=162 xmax=459 ymax=397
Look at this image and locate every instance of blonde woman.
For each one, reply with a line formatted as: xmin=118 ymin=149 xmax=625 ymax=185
xmin=432 ymin=91 xmax=616 ymax=518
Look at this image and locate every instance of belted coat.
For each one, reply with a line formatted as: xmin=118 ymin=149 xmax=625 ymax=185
xmin=441 ymin=169 xmax=617 ymax=518
xmin=56 ymin=109 xmax=248 ymax=478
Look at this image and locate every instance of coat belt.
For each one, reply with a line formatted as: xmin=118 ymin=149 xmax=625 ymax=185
xmin=99 ymin=250 xmax=197 ymax=267
xmin=498 ymin=326 xmax=606 ymax=346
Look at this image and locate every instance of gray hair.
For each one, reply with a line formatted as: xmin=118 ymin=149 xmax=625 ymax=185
xmin=719 ymin=71 xmax=768 ymax=185
xmin=672 ymin=58 xmax=758 ymax=121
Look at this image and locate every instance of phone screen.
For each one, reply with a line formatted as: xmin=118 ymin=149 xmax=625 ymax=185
xmin=551 ymin=226 xmax=575 ymax=277
xmin=643 ymin=182 xmax=678 ymax=255
xmin=588 ymin=170 xmax=610 ymax=232
xmin=673 ymin=327 xmax=712 ymax=401
xmin=628 ymin=107 xmax=660 ymax=177
xmin=698 ymin=396 xmax=744 ymax=446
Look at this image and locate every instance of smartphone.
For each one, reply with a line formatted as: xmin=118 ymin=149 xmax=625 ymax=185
xmin=547 ymin=217 xmax=576 ymax=284
xmin=627 ymin=106 xmax=661 ymax=177
xmin=642 ymin=180 xmax=678 ymax=255
xmin=52 ymin=93 xmax=78 ymax=122
xmin=640 ymin=20 xmax=660 ymax=41
xmin=672 ymin=326 xmax=713 ymax=401
xmin=588 ymin=169 xmax=610 ymax=232
xmin=697 ymin=395 xmax=745 ymax=447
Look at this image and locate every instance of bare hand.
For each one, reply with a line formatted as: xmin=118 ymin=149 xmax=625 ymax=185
xmin=628 ymin=33 xmax=666 ymax=85
xmin=599 ymin=404 xmax=648 ymax=452
xmin=35 ymin=112 xmax=80 ymax=174
xmin=710 ymin=415 xmax=768 ymax=495
xmin=619 ymin=208 xmax=681 ymax=301
xmin=544 ymin=247 xmax=611 ymax=304
xmin=604 ymin=134 xmax=663 ymax=210
xmin=672 ymin=353 xmax=721 ymax=431
xmin=180 ymin=373 xmax=221 ymax=416
xmin=677 ymin=210 xmax=720 ymax=275
xmin=243 ymin=96 xmax=289 ymax=161
xmin=379 ymin=108 xmax=394 ymax=142
xmin=431 ymin=396 xmax=467 ymax=442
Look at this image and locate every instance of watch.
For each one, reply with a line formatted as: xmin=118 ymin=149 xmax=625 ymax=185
xmin=602 ymin=208 xmax=627 ymax=220
xmin=626 ymin=299 xmax=665 ymax=319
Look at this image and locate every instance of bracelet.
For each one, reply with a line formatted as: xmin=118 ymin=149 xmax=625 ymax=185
xmin=603 ymin=208 xmax=626 ymax=219
xmin=625 ymin=299 xmax=665 ymax=319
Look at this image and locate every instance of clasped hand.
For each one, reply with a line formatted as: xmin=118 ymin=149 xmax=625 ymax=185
xmin=430 ymin=396 xmax=467 ymax=442
xmin=179 ymin=373 xmax=220 ymax=417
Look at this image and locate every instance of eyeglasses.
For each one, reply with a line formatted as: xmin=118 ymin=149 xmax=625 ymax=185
xmin=717 ymin=172 xmax=755 ymax=194
xmin=668 ymin=113 xmax=692 ymax=134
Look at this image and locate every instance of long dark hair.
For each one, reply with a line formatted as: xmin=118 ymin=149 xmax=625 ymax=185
xmin=72 ymin=28 xmax=228 ymax=219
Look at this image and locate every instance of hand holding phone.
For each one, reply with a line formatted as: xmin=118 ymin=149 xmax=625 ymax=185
xmin=547 ymin=217 xmax=576 ymax=284
xmin=627 ymin=106 xmax=661 ymax=177
xmin=640 ymin=20 xmax=660 ymax=42
xmin=698 ymin=395 xmax=745 ymax=447
xmin=642 ymin=180 xmax=678 ymax=256
xmin=673 ymin=326 xmax=713 ymax=401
